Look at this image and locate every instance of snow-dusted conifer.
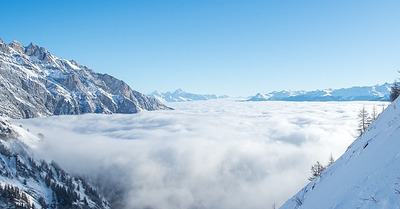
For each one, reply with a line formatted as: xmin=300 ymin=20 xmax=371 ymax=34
xmin=309 ymin=161 xmax=326 ymax=181
xmin=390 ymin=81 xmax=400 ymax=102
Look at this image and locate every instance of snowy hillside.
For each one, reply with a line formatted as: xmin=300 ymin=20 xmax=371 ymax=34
xmin=249 ymin=83 xmax=391 ymax=101
xmin=280 ymin=97 xmax=400 ymax=208
xmin=0 ymin=38 xmax=171 ymax=119
xmin=148 ymin=89 xmax=228 ymax=102
xmin=0 ymin=116 xmax=110 ymax=208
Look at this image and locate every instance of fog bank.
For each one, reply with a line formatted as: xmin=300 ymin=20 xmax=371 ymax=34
xmin=14 ymin=100 xmax=387 ymax=208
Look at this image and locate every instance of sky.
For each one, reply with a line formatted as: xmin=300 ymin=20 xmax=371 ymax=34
xmin=1 ymin=0 xmax=400 ymax=97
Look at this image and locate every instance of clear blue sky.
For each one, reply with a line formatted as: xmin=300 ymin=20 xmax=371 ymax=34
xmin=1 ymin=0 xmax=399 ymax=97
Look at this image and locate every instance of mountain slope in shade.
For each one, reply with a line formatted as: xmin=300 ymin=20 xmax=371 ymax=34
xmin=248 ymin=83 xmax=391 ymax=101
xmin=148 ymin=89 xmax=228 ymax=102
xmin=0 ymin=38 xmax=171 ymax=119
xmin=0 ymin=117 xmax=110 ymax=208
xmin=280 ymin=97 xmax=400 ymax=209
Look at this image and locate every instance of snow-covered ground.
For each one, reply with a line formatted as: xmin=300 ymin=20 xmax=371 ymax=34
xmin=280 ymin=97 xmax=400 ymax=208
xmin=13 ymin=99 xmax=389 ymax=209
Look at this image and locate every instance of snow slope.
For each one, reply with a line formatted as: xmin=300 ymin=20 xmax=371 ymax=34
xmin=249 ymin=83 xmax=391 ymax=102
xmin=280 ymin=97 xmax=400 ymax=208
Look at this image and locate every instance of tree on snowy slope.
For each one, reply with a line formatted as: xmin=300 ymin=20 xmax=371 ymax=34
xmin=308 ymin=161 xmax=326 ymax=181
xmin=0 ymin=184 xmax=33 ymax=209
xmin=327 ymin=154 xmax=335 ymax=167
xmin=358 ymin=106 xmax=370 ymax=135
xmin=371 ymin=105 xmax=378 ymax=121
xmin=390 ymin=81 xmax=400 ymax=102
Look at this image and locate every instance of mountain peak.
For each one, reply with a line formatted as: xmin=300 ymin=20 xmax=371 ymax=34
xmin=25 ymin=42 xmax=40 ymax=56
xmin=0 ymin=39 xmax=171 ymax=118
xmin=151 ymin=90 xmax=162 ymax=95
xmin=148 ymin=89 xmax=223 ymax=102
xmin=174 ymin=88 xmax=185 ymax=94
xmin=9 ymin=40 xmax=25 ymax=54
xmin=10 ymin=40 xmax=22 ymax=45
xmin=248 ymin=93 xmax=270 ymax=101
xmin=27 ymin=42 xmax=37 ymax=48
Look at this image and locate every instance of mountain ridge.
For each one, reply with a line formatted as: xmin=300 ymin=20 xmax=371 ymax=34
xmin=248 ymin=83 xmax=391 ymax=102
xmin=0 ymin=39 xmax=171 ymax=119
xmin=148 ymin=89 xmax=228 ymax=102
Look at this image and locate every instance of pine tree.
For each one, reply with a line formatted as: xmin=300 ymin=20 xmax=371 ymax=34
xmin=308 ymin=161 xmax=326 ymax=181
xmin=390 ymin=81 xmax=400 ymax=102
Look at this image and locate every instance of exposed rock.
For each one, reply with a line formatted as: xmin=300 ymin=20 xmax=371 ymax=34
xmin=0 ymin=39 xmax=171 ymax=119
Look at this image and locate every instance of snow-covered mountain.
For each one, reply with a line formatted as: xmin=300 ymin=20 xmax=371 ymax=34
xmin=0 ymin=116 xmax=110 ymax=208
xmin=148 ymin=89 xmax=228 ymax=102
xmin=0 ymin=38 xmax=171 ymax=119
xmin=280 ymin=97 xmax=400 ymax=208
xmin=249 ymin=90 xmax=306 ymax=101
xmin=248 ymin=83 xmax=391 ymax=102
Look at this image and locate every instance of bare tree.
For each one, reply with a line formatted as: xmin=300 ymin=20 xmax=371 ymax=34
xmin=327 ymin=153 xmax=335 ymax=167
xmin=371 ymin=105 xmax=378 ymax=121
xmin=358 ymin=106 xmax=370 ymax=135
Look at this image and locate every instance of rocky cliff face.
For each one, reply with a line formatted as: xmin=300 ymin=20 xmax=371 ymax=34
xmin=0 ymin=38 xmax=171 ymax=119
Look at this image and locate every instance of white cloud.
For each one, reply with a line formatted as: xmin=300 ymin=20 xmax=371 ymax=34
xmin=13 ymin=99 xmax=388 ymax=209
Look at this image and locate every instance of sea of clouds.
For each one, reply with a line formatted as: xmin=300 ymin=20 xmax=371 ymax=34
xmin=13 ymin=99 xmax=388 ymax=209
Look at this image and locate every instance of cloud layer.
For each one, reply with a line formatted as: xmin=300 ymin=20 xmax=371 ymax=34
xmin=14 ymin=99 xmax=387 ymax=209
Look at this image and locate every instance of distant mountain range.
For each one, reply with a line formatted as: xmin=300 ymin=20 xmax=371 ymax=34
xmin=148 ymin=89 xmax=229 ymax=102
xmin=0 ymin=38 xmax=170 ymax=119
xmin=248 ymin=83 xmax=391 ymax=101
